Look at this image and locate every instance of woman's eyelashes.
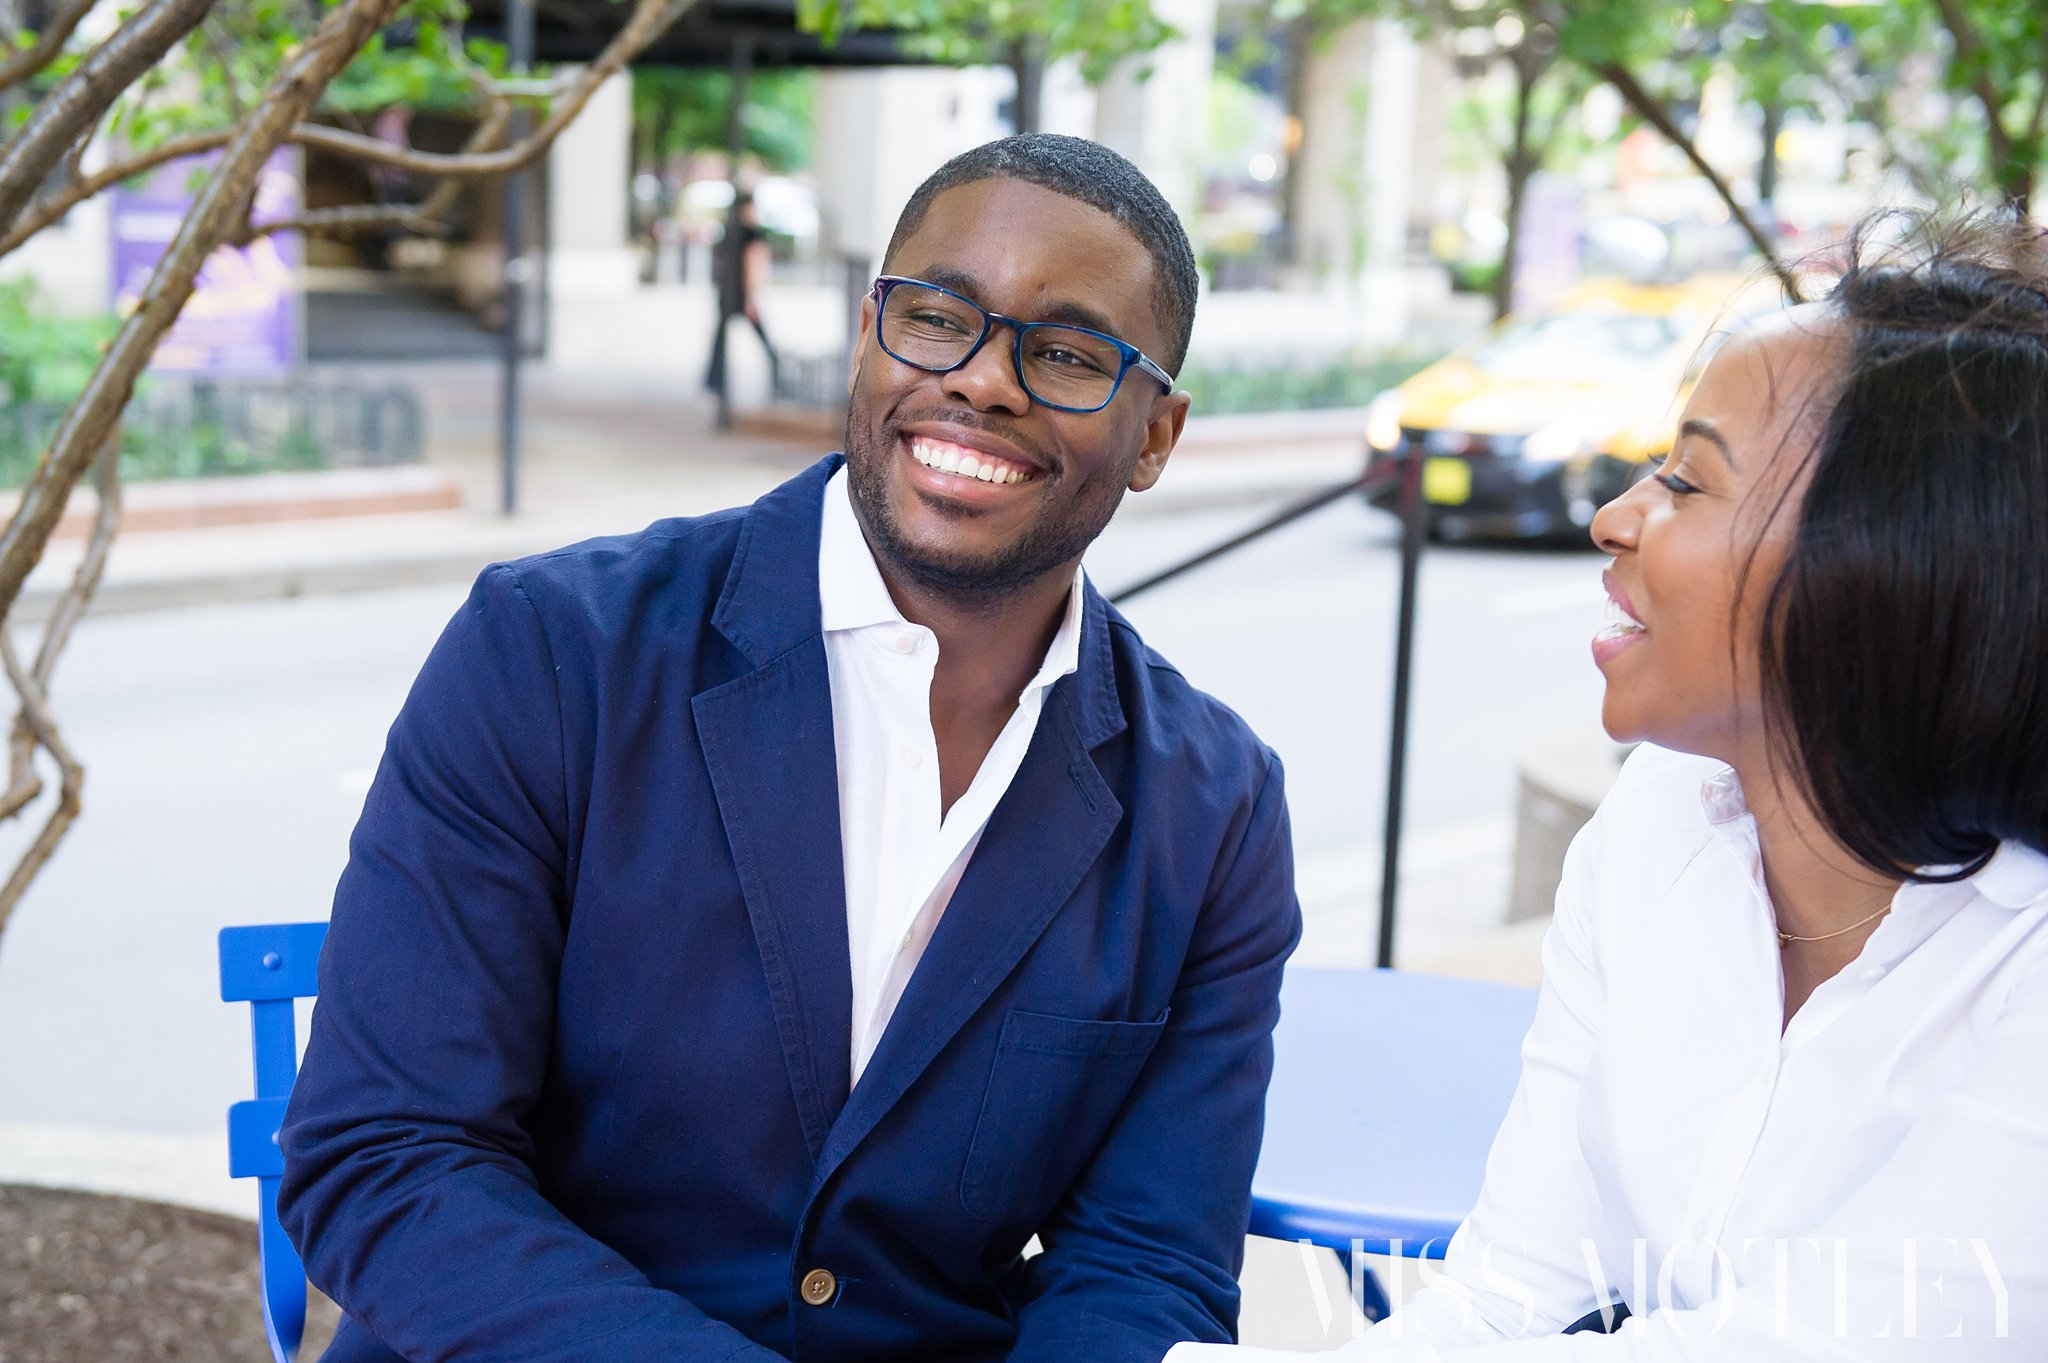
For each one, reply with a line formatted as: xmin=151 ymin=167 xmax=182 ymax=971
xmin=1651 ymin=453 xmax=1703 ymax=498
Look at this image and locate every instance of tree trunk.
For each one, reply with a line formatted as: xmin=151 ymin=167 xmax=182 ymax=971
xmin=1757 ymin=98 xmax=1782 ymax=214
xmin=1279 ymin=15 xmax=1312 ymax=268
xmin=1493 ymin=45 xmax=1544 ymax=321
xmin=1009 ymin=37 xmax=1044 ymax=135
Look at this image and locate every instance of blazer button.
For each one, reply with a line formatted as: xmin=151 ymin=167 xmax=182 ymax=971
xmin=799 ymin=1267 xmax=838 ymax=1306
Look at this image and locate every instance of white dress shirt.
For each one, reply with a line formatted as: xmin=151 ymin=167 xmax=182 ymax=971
xmin=818 ymin=467 xmax=1083 ymax=1086
xmin=1174 ymin=742 xmax=2048 ymax=1360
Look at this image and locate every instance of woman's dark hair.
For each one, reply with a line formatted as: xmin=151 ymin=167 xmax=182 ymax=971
xmin=1760 ymin=212 xmax=2048 ymax=881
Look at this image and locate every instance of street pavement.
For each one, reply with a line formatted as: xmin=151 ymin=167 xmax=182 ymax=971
xmin=0 ymin=368 xmax=1607 ymax=1348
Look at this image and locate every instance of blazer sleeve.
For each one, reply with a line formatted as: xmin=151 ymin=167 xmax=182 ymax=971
xmin=1003 ymin=748 xmax=1303 ymax=1363
xmin=277 ymin=565 xmax=787 ymax=1363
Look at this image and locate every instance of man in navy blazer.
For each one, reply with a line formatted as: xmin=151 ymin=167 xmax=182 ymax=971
xmin=281 ymin=134 xmax=1301 ymax=1363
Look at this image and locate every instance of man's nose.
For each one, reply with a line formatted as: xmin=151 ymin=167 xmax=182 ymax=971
xmin=941 ymin=326 xmax=1032 ymax=415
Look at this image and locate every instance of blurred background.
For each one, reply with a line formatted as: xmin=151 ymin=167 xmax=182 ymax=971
xmin=0 ymin=0 xmax=2041 ymax=1351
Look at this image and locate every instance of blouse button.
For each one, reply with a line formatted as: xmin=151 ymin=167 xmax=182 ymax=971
xmin=892 ymin=634 xmax=915 ymax=654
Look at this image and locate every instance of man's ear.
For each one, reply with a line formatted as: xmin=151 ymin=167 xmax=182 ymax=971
xmin=848 ymin=296 xmax=876 ymax=394
xmin=1128 ymin=390 xmax=1192 ymax=493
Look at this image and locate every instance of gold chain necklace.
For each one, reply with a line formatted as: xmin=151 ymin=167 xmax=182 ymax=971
xmin=1776 ymin=902 xmax=1892 ymax=947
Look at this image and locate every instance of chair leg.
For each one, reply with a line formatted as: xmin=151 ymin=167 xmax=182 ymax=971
xmin=1339 ymin=1249 xmax=1392 ymax=1324
xmin=257 ymin=1177 xmax=307 ymax=1363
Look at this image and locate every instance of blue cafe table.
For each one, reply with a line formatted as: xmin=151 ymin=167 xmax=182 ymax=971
xmin=1249 ymin=966 xmax=1540 ymax=1318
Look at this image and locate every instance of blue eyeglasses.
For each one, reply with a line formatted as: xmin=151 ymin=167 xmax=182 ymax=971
xmin=869 ymin=276 xmax=1176 ymax=414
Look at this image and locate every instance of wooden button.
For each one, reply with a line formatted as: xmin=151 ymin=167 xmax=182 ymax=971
xmin=799 ymin=1267 xmax=837 ymax=1306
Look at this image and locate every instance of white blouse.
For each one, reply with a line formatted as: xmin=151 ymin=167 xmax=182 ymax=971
xmin=1176 ymin=743 xmax=2048 ymax=1360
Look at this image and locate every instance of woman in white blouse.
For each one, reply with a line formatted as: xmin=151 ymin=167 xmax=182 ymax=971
xmin=1174 ymin=218 xmax=2048 ymax=1360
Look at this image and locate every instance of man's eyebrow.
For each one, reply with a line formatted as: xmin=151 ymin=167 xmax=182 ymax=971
xmin=914 ymin=267 xmax=1122 ymax=339
xmin=1679 ymin=418 xmax=1738 ymax=470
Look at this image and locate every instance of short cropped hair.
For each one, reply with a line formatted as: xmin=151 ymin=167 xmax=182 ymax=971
xmin=1760 ymin=212 xmax=2048 ymax=880
xmin=882 ymin=133 xmax=1200 ymax=375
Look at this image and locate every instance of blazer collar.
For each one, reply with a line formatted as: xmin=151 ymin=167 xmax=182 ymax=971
xmin=713 ymin=453 xmax=1127 ymax=750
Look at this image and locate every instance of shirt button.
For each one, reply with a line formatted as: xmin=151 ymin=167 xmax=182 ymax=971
xmin=799 ymin=1267 xmax=837 ymax=1306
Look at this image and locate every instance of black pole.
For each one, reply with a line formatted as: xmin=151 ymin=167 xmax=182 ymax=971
xmin=714 ymin=40 xmax=752 ymax=430
xmin=1109 ymin=471 xmax=1380 ymax=605
xmin=497 ymin=0 xmax=534 ymax=516
xmin=1377 ymin=443 xmax=1426 ymax=968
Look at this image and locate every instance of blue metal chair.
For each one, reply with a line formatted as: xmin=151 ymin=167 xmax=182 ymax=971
xmin=219 ymin=921 xmax=329 ymax=1363
xmin=1249 ymin=966 xmax=1540 ymax=1321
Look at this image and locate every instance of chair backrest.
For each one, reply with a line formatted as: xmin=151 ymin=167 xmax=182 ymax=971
xmin=219 ymin=921 xmax=329 ymax=1363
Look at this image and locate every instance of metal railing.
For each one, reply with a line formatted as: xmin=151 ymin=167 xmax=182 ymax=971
xmin=0 ymin=378 xmax=424 ymax=487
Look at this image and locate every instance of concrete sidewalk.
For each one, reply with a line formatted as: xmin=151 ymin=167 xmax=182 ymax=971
xmin=20 ymin=363 xmax=1373 ymax=620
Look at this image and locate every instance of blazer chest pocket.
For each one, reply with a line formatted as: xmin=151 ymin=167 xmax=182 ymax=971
xmin=960 ymin=1007 xmax=1169 ymax=1224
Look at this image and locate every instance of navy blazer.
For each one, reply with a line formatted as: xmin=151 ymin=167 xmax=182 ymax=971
xmin=280 ymin=456 xmax=1302 ymax=1363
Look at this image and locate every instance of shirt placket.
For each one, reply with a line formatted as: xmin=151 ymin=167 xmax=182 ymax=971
xmin=859 ymin=625 xmax=942 ymax=1063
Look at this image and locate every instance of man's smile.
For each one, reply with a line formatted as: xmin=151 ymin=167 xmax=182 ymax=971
xmin=906 ymin=433 xmax=1041 ymax=485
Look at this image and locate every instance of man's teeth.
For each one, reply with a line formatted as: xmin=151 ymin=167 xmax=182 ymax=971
xmin=1600 ymin=596 xmax=1647 ymax=636
xmin=908 ymin=437 xmax=1035 ymax=485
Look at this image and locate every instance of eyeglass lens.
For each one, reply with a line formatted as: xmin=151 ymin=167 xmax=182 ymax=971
xmin=879 ymin=281 xmax=1126 ymax=410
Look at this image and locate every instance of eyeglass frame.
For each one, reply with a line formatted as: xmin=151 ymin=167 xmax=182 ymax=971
xmin=867 ymin=275 xmax=1177 ymax=414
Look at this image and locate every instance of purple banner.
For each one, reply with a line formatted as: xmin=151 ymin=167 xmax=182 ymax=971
xmin=110 ymin=149 xmax=301 ymax=375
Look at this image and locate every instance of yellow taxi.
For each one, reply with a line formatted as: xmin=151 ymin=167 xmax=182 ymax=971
xmin=1363 ymin=273 xmax=1782 ymax=541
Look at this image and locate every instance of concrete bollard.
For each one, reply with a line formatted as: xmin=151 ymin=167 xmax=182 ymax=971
xmin=1508 ymin=730 xmax=1635 ymax=922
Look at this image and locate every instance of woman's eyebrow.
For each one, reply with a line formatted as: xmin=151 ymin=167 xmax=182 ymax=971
xmin=1680 ymin=418 xmax=1738 ymax=471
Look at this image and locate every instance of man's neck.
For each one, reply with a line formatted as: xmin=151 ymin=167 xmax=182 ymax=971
xmin=874 ymin=556 xmax=1076 ymax=817
xmin=880 ymin=558 xmax=1074 ymax=707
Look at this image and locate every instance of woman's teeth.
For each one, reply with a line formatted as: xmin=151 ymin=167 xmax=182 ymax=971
xmin=909 ymin=436 xmax=1035 ymax=485
xmin=1596 ymin=595 xmax=1647 ymax=641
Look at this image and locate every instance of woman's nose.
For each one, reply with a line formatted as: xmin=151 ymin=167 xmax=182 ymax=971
xmin=1589 ymin=476 xmax=1646 ymax=554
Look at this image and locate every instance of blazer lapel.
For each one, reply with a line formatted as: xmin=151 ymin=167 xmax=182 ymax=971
xmin=694 ymin=457 xmax=853 ymax=1162
xmin=817 ymin=586 xmax=1129 ymax=1179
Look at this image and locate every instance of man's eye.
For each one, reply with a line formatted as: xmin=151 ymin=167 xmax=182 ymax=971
xmin=907 ymin=310 xmax=970 ymax=332
xmin=1035 ymin=345 xmax=1112 ymax=375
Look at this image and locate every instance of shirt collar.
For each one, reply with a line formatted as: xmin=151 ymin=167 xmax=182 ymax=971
xmin=1970 ymin=842 xmax=2048 ymax=910
xmin=1694 ymin=759 xmax=2048 ymax=911
xmin=1698 ymin=764 xmax=1751 ymax=827
xmin=818 ymin=466 xmax=1085 ymax=692
xmin=819 ymin=466 xmax=904 ymax=633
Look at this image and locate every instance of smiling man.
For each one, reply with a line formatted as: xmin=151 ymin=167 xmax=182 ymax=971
xmin=279 ymin=134 xmax=1301 ymax=1363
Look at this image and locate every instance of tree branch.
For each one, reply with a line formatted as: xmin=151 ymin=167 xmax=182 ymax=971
xmin=0 ymin=130 xmax=231 ymax=262
xmin=0 ymin=427 xmax=115 ymax=932
xmin=0 ymin=0 xmax=674 ymax=263
xmin=232 ymin=87 xmax=512 ymax=245
xmin=0 ymin=428 xmax=118 ymax=825
xmin=1596 ymin=60 xmax=1798 ymax=296
xmin=288 ymin=0 xmax=698 ymax=179
xmin=0 ymin=0 xmax=218 ymax=240
xmin=1754 ymin=3 xmax=1945 ymax=202
xmin=198 ymin=15 xmax=249 ymax=121
xmin=0 ymin=0 xmax=97 ymax=93
xmin=0 ymin=621 xmax=86 ymax=937
xmin=1932 ymin=0 xmax=2017 ymax=177
xmin=0 ymin=0 xmax=413 ymax=633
